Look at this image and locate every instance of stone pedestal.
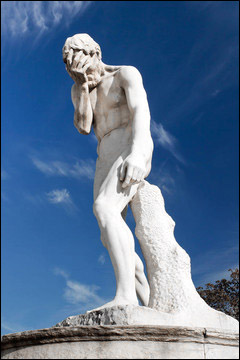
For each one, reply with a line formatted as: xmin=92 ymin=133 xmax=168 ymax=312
xmin=1 ymin=325 xmax=239 ymax=359
xmin=55 ymin=305 xmax=239 ymax=331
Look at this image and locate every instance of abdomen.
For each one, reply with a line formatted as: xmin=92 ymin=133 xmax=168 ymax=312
xmin=97 ymin=125 xmax=132 ymax=164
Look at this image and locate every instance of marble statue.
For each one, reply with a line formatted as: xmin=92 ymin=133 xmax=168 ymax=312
xmin=61 ymin=34 xmax=239 ymax=331
xmin=63 ymin=33 xmax=153 ymax=310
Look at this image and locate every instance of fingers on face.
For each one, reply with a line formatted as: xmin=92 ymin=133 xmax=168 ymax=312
xmin=78 ymin=54 xmax=91 ymax=70
xmin=82 ymin=62 xmax=92 ymax=73
xmin=66 ymin=48 xmax=73 ymax=67
xmin=71 ymin=53 xmax=79 ymax=69
xmin=73 ymin=50 xmax=84 ymax=64
xmin=67 ymin=48 xmax=98 ymax=70
xmin=71 ymin=50 xmax=85 ymax=69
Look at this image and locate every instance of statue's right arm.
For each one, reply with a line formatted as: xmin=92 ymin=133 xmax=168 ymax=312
xmin=71 ymin=83 xmax=93 ymax=135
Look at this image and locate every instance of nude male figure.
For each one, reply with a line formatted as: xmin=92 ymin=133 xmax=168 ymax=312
xmin=63 ymin=34 xmax=153 ymax=311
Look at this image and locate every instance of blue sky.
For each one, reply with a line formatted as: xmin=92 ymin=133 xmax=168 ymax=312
xmin=1 ymin=1 xmax=239 ymax=335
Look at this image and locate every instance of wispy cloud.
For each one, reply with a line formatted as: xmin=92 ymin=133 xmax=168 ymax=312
xmin=54 ymin=267 xmax=105 ymax=309
xmin=64 ymin=280 xmax=103 ymax=305
xmin=1 ymin=320 xmax=26 ymax=334
xmin=46 ymin=188 xmax=72 ymax=204
xmin=148 ymin=155 xmax=186 ymax=197
xmin=71 ymin=160 xmax=95 ymax=180
xmin=23 ymin=187 xmax=78 ymax=212
xmin=32 ymin=157 xmax=95 ymax=180
xmin=46 ymin=188 xmax=79 ymax=214
xmin=156 ymin=171 xmax=176 ymax=195
xmin=1 ymin=1 xmax=92 ymax=37
xmin=192 ymin=244 xmax=239 ymax=286
xmin=151 ymin=120 xmax=186 ymax=164
xmin=98 ymin=254 xmax=106 ymax=265
xmin=54 ymin=267 xmax=69 ymax=279
xmin=24 ymin=192 xmax=45 ymax=206
xmin=194 ymin=266 xmax=239 ymax=289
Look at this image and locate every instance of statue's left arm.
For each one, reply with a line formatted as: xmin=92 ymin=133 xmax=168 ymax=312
xmin=119 ymin=66 xmax=154 ymax=188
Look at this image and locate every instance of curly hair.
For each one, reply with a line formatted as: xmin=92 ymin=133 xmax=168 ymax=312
xmin=62 ymin=33 xmax=102 ymax=63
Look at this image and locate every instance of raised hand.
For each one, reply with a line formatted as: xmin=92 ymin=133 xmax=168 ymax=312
xmin=66 ymin=49 xmax=92 ymax=85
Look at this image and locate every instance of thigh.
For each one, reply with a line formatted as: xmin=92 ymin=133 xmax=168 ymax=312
xmin=93 ymin=158 xmax=107 ymax=202
xmin=95 ymin=153 xmax=140 ymax=212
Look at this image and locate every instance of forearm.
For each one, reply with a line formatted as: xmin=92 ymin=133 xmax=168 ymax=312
xmin=130 ymin=109 xmax=153 ymax=159
xmin=73 ymin=83 xmax=93 ymax=134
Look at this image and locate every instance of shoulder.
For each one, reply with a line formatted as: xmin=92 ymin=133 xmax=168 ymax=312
xmin=118 ymin=66 xmax=143 ymax=85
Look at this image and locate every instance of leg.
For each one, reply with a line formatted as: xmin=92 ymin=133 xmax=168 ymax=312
xmin=121 ymin=205 xmax=150 ymax=306
xmin=90 ymin=155 xmax=140 ymax=311
xmin=135 ymin=253 xmax=150 ymax=306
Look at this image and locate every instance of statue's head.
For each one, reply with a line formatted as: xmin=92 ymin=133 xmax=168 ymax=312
xmin=63 ymin=33 xmax=102 ymax=62
xmin=63 ymin=34 xmax=103 ymax=88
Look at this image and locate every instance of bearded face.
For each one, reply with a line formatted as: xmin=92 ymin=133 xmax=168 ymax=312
xmin=78 ymin=49 xmax=103 ymax=88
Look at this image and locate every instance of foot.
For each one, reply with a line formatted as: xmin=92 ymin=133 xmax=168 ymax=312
xmin=86 ymin=297 xmax=139 ymax=313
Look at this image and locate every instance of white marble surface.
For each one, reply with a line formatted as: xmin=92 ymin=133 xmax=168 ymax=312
xmin=1 ymin=341 xmax=206 ymax=359
xmin=3 ymin=342 xmax=239 ymax=360
xmin=2 ymin=326 xmax=239 ymax=359
xmin=55 ymin=303 xmax=238 ymax=332
xmin=61 ymin=34 xmax=239 ymax=333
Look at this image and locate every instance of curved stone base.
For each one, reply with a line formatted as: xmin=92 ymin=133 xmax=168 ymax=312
xmin=1 ymin=326 xmax=239 ymax=359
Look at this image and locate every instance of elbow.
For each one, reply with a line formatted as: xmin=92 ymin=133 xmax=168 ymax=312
xmin=74 ymin=120 xmax=91 ymax=135
xmin=79 ymin=129 xmax=91 ymax=135
xmin=74 ymin=113 xmax=92 ymax=135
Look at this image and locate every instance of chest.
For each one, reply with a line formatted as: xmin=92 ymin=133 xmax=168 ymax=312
xmin=89 ymin=76 xmax=125 ymax=114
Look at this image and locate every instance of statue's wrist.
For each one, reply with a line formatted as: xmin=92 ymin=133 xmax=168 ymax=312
xmin=75 ymin=81 xmax=89 ymax=91
xmin=131 ymin=137 xmax=153 ymax=155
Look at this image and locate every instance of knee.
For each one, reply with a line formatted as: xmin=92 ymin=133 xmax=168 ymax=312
xmin=135 ymin=254 xmax=145 ymax=275
xmin=135 ymin=263 xmax=144 ymax=278
xmin=93 ymin=198 xmax=115 ymax=227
